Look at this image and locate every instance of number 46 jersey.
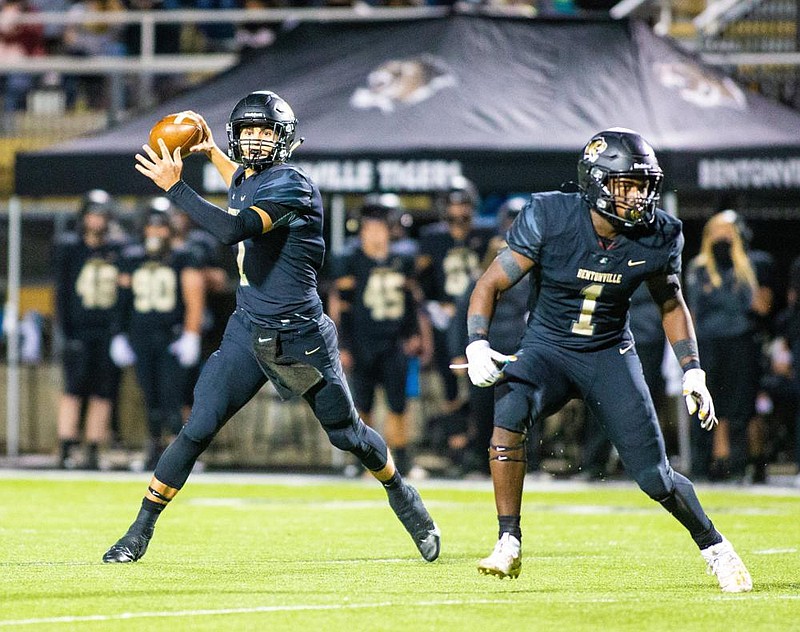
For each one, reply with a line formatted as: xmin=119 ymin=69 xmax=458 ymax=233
xmin=508 ymin=191 xmax=683 ymax=351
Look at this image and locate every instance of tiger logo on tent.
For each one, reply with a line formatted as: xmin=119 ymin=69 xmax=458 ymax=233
xmin=351 ymin=55 xmax=457 ymax=114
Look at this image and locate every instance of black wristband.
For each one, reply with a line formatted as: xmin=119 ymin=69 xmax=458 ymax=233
xmin=467 ymin=332 xmax=488 ymax=344
xmin=681 ymin=360 xmax=701 ymax=372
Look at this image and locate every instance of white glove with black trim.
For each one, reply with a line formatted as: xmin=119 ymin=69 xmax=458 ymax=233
xmin=169 ymin=331 xmax=201 ymax=368
xmin=682 ymin=368 xmax=718 ymax=430
xmin=109 ymin=334 xmax=136 ymax=368
xmin=465 ymin=340 xmax=512 ymax=387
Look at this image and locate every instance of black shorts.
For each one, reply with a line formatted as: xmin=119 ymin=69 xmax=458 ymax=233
xmin=350 ymin=345 xmax=409 ymax=414
xmin=62 ymin=334 xmax=120 ymax=399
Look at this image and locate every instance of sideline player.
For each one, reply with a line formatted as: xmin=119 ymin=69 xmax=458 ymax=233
xmin=53 ymin=190 xmax=125 ymax=470
xmin=102 ymin=91 xmax=439 ymax=564
xmin=111 ymin=207 xmax=204 ymax=469
xmin=330 ymin=204 xmax=423 ymax=475
xmin=466 ymin=128 xmax=752 ymax=592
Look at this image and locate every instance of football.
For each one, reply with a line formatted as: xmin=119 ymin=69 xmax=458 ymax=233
xmin=148 ymin=112 xmax=205 ymax=158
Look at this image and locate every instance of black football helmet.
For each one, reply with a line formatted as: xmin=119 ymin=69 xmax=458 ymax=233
xmin=577 ymin=128 xmax=663 ymax=230
xmin=445 ymin=175 xmax=480 ymax=209
xmin=79 ymin=189 xmax=114 ymax=235
xmin=227 ymin=91 xmax=298 ymax=170
xmin=361 ymin=192 xmax=403 ymax=221
xmin=80 ymin=188 xmax=113 ymax=218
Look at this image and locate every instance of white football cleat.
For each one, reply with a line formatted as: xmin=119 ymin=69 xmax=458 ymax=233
xmin=478 ymin=533 xmax=521 ymax=579
xmin=701 ymin=536 xmax=753 ymax=593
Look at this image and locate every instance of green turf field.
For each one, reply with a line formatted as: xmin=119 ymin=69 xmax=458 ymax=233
xmin=1 ymin=473 xmax=798 ymax=631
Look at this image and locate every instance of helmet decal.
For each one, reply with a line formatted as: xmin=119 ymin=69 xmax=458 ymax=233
xmin=582 ymin=137 xmax=608 ymax=164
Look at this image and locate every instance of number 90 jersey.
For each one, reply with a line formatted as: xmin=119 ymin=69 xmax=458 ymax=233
xmin=120 ymin=245 xmax=200 ymax=335
xmin=508 ymin=192 xmax=683 ymax=351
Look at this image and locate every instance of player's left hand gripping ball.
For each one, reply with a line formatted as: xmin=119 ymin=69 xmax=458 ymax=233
xmin=682 ymin=368 xmax=717 ymax=430
xmin=465 ymin=340 xmax=513 ymax=387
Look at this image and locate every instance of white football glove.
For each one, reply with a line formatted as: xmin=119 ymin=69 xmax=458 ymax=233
xmin=169 ymin=331 xmax=201 ymax=367
xmin=109 ymin=334 xmax=136 ymax=368
xmin=465 ymin=340 xmax=513 ymax=387
xmin=682 ymin=368 xmax=718 ymax=431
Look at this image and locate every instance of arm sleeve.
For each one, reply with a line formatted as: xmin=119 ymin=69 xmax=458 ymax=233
xmin=166 ymin=180 xmax=266 ymax=245
xmin=113 ymin=284 xmax=133 ymax=335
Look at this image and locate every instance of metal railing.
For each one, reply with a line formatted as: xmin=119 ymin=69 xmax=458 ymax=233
xmin=0 ymin=6 xmax=453 ymax=118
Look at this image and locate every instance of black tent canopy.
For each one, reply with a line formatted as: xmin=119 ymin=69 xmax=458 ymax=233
xmin=16 ymin=16 xmax=800 ymax=196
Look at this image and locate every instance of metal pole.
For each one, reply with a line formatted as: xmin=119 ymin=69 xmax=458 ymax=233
xmin=140 ymin=13 xmax=156 ymax=110
xmin=329 ymin=193 xmax=346 ymax=256
xmin=6 ymin=196 xmax=22 ymax=458
xmin=327 ymin=193 xmax=346 ymax=469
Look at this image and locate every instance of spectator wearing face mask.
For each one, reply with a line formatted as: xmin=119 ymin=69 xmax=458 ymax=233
xmin=684 ymin=210 xmax=774 ymax=482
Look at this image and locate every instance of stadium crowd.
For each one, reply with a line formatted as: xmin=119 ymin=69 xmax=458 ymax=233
xmin=0 ymin=0 xmax=581 ymax=113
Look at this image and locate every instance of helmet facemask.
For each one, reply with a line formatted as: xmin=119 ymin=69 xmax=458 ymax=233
xmin=589 ymin=169 xmax=663 ymax=230
xmin=577 ymin=128 xmax=664 ymax=231
xmin=227 ymin=119 xmax=296 ymax=170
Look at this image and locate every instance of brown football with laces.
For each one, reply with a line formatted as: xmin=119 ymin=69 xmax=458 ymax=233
xmin=148 ymin=113 xmax=205 ymax=158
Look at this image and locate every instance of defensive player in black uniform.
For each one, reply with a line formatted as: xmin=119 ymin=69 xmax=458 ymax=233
xmin=465 ymin=129 xmax=752 ymax=592
xmin=111 ymin=208 xmax=205 ymax=469
xmin=54 ymin=189 xmax=125 ymax=470
xmin=102 ymin=91 xmax=439 ymax=563
xmin=417 ymin=178 xmax=492 ymax=414
xmin=330 ymin=204 xmax=423 ymax=475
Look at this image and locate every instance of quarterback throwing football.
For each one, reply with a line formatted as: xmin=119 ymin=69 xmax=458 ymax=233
xmin=103 ymin=91 xmax=440 ymax=564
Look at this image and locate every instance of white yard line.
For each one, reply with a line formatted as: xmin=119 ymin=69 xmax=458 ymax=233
xmin=0 ymin=599 xmax=516 ymax=627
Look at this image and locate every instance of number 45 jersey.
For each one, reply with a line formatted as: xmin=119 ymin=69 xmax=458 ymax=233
xmin=53 ymin=233 xmax=125 ymax=339
xmin=508 ymin=191 xmax=683 ymax=351
xmin=337 ymin=249 xmax=418 ymax=350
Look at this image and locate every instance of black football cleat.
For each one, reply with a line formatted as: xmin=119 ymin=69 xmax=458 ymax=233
xmin=102 ymin=529 xmax=153 ymax=563
xmin=388 ymin=484 xmax=441 ymax=562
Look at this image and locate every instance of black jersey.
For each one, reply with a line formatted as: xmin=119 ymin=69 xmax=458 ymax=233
xmin=120 ymin=244 xmax=200 ymax=336
xmin=508 ymin=191 xmax=682 ymax=351
xmin=418 ymin=225 xmax=492 ymax=302
xmin=336 ymin=249 xmax=417 ymax=346
xmin=53 ymin=233 xmax=125 ymax=338
xmin=226 ymin=163 xmax=325 ymax=326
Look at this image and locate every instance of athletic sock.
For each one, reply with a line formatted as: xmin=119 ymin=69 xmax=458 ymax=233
xmin=59 ymin=439 xmax=78 ymax=465
xmin=381 ymin=471 xmax=404 ymax=492
xmin=85 ymin=443 xmax=99 ymax=470
xmin=130 ymin=498 xmax=166 ymax=535
xmin=498 ymin=515 xmax=522 ymax=541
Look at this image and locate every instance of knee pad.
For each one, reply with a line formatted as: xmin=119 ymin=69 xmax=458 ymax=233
xmin=325 ymin=419 xmax=387 ymax=472
xmin=635 ymin=463 xmax=673 ymax=500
